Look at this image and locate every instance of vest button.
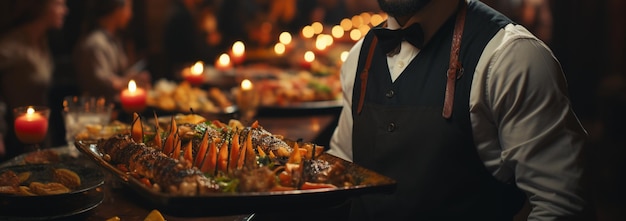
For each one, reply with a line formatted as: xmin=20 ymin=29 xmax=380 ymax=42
xmin=387 ymin=122 xmax=396 ymax=132
xmin=385 ymin=90 xmax=395 ymax=98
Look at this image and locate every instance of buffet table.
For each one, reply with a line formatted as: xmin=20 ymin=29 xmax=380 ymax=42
xmin=83 ymin=113 xmax=340 ymax=221
xmin=0 ymin=112 xmax=346 ymax=221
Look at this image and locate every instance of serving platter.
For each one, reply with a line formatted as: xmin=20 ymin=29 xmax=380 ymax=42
xmin=75 ymin=140 xmax=396 ymax=217
xmin=0 ymin=161 xmax=105 ymax=220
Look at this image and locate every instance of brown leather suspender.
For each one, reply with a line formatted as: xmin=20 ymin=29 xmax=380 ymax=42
xmin=356 ymin=1 xmax=468 ymax=119
xmin=443 ymin=1 xmax=467 ymax=119
xmin=356 ymin=37 xmax=378 ymax=114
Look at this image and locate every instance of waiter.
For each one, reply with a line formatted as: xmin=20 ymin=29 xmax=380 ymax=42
xmin=328 ymin=0 xmax=587 ymax=220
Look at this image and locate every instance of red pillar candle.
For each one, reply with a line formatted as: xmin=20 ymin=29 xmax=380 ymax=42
xmin=120 ymin=80 xmax=147 ymax=113
xmin=14 ymin=107 xmax=48 ymax=143
xmin=183 ymin=61 xmax=205 ymax=86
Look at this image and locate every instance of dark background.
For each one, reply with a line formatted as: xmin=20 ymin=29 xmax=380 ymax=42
xmin=46 ymin=0 xmax=626 ymax=220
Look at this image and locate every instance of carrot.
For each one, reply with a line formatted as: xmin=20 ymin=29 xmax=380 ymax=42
xmin=244 ymin=132 xmax=256 ymax=169
xmin=183 ymin=140 xmax=193 ymax=163
xmin=131 ymin=112 xmax=143 ymax=143
xmin=251 ymin=120 xmax=259 ymax=129
xmin=236 ymin=138 xmax=246 ymax=170
xmin=171 ymin=134 xmax=181 ymax=160
xmin=287 ymin=142 xmax=302 ymax=164
xmin=200 ymin=139 xmax=218 ymax=175
xmin=217 ymin=141 xmax=229 ymax=173
xmin=228 ymin=131 xmax=240 ymax=172
xmin=163 ymin=116 xmax=177 ymax=155
xmin=194 ymin=130 xmax=210 ymax=167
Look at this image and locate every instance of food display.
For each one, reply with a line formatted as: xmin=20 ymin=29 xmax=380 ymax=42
xmin=0 ymin=162 xmax=105 ymax=219
xmin=254 ymin=70 xmax=341 ymax=107
xmin=74 ymin=113 xmax=394 ymax=216
xmin=94 ymin=114 xmax=354 ymax=195
xmin=147 ymin=79 xmax=234 ymax=114
xmin=0 ymin=167 xmax=81 ymax=196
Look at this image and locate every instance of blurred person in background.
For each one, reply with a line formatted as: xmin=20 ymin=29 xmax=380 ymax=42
xmin=73 ymin=0 xmax=150 ymax=102
xmin=163 ymin=0 xmax=221 ymax=78
xmin=0 ymin=0 xmax=68 ymax=162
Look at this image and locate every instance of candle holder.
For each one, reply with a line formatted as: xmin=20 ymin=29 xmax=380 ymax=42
xmin=235 ymin=79 xmax=260 ymax=124
xmin=13 ymin=106 xmax=50 ymax=152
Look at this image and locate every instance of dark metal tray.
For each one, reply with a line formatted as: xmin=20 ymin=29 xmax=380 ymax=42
xmin=75 ymin=140 xmax=396 ymax=217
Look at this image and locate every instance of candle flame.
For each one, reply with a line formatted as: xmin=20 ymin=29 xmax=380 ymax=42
xmin=274 ymin=43 xmax=286 ymax=55
xmin=218 ymin=53 xmax=231 ymax=66
xmin=315 ymin=37 xmax=327 ymax=51
xmin=241 ymin=79 xmax=253 ymax=90
xmin=128 ymin=80 xmax=137 ymax=92
xmin=331 ymin=25 xmax=344 ymax=38
xmin=350 ymin=29 xmax=362 ymax=41
xmin=302 ymin=25 xmax=314 ymax=38
xmin=311 ymin=22 xmax=323 ymax=34
xmin=232 ymin=41 xmax=245 ymax=56
xmin=279 ymin=32 xmax=292 ymax=45
xmin=340 ymin=18 xmax=352 ymax=31
xmin=304 ymin=51 xmax=315 ymax=62
xmin=191 ymin=61 xmax=204 ymax=75
xmin=351 ymin=15 xmax=363 ymax=28
xmin=371 ymin=14 xmax=384 ymax=26
xmin=26 ymin=107 xmax=35 ymax=115
xmin=340 ymin=51 xmax=349 ymax=62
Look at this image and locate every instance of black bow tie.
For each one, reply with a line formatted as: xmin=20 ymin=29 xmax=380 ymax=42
xmin=372 ymin=23 xmax=425 ymax=56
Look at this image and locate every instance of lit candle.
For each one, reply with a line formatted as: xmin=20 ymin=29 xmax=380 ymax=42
xmin=120 ymin=80 xmax=147 ymax=113
xmin=315 ymin=34 xmax=333 ymax=52
xmin=311 ymin=22 xmax=324 ymax=34
xmin=340 ymin=18 xmax=352 ymax=31
xmin=279 ymin=32 xmax=292 ymax=45
xmin=236 ymin=79 xmax=259 ymax=122
xmin=231 ymin=41 xmax=245 ymax=65
xmin=274 ymin=43 xmax=286 ymax=56
xmin=301 ymin=25 xmax=314 ymax=39
xmin=301 ymin=51 xmax=315 ymax=69
xmin=215 ymin=53 xmax=232 ymax=71
xmin=331 ymin=25 xmax=344 ymax=39
xmin=340 ymin=51 xmax=349 ymax=63
xmin=14 ymin=107 xmax=48 ymax=144
xmin=241 ymin=79 xmax=253 ymax=91
xmin=350 ymin=29 xmax=362 ymax=41
xmin=315 ymin=35 xmax=327 ymax=51
xmin=183 ymin=61 xmax=205 ymax=86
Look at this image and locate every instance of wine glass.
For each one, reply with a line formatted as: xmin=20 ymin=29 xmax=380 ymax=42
xmin=13 ymin=106 xmax=50 ymax=152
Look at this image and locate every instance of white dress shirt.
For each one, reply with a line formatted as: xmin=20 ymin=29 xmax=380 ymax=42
xmin=328 ymin=16 xmax=587 ymax=220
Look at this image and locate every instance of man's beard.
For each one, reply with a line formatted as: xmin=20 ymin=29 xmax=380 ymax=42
xmin=377 ymin=0 xmax=432 ymax=17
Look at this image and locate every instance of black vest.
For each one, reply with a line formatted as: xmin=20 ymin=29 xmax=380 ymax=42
xmin=351 ymin=1 xmax=525 ymax=220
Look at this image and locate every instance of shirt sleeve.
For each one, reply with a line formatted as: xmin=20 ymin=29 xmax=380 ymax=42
xmin=479 ymin=25 xmax=587 ymax=220
xmin=327 ymin=39 xmax=364 ymax=162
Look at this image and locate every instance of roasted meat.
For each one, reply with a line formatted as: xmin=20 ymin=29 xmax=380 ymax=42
xmin=98 ymin=134 xmax=220 ymax=195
